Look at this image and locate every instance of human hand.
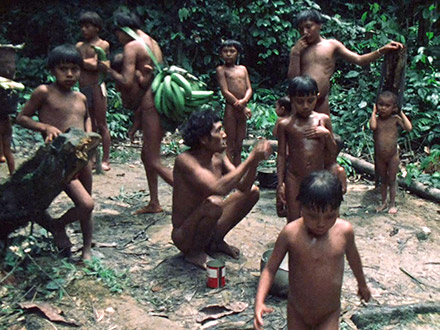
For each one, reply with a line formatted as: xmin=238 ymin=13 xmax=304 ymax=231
xmin=233 ymin=99 xmax=246 ymax=110
xmin=97 ymin=61 xmax=110 ymax=73
xmin=277 ymin=183 xmax=286 ymax=205
xmin=291 ymin=35 xmax=308 ymax=55
xmin=303 ymin=119 xmax=329 ymax=139
xmin=254 ymin=304 xmax=274 ymax=330
xmin=44 ymin=126 xmax=62 ymax=143
xmin=252 ymin=140 xmax=272 ymax=161
xmin=379 ymin=41 xmax=404 ymax=54
xmin=245 ymin=107 xmax=252 ymax=119
xmin=372 ymin=104 xmax=377 ymax=115
xmin=358 ymin=284 xmax=371 ymax=302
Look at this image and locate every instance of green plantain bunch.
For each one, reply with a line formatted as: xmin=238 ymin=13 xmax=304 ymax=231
xmin=151 ymin=65 xmax=213 ymax=124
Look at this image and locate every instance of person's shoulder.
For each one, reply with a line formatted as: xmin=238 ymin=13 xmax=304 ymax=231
xmin=76 ymin=41 xmax=85 ymax=49
xmin=315 ymin=111 xmax=330 ymax=120
xmin=33 ymin=84 xmax=51 ymax=96
xmin=73 ymin=90 xmax=87 ymax=102
xmin=175 ymin=150 xmax=197 ymax=169
xmin=334 ymin=218 xmax=354 ymax=233
xmin=216 ymin=64 xmax=225 ymax=72
xmin=96 ymin=38 xmax=110 ymax=50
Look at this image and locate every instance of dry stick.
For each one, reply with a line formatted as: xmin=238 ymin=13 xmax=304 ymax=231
xmin=399 ymin=267 xmax=440 ymax=291
xmin=26 ymin=253 xmax=74 ymax=302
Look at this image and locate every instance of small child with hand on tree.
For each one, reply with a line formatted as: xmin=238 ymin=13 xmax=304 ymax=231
xmin=370 ymin=91 xmax=412 ymax=214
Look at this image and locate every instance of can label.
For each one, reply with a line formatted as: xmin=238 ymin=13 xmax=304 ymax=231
xmin=207 ymin=260 xmax=225 ymax=288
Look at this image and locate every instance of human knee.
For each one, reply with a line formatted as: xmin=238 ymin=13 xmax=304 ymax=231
xmin=78 ymin=197 xmax=94 ymax=214
xmin=204 ymin=196 xmax=223 ymax=219
xmin=249 ymin=185 xmax=260 ymax=201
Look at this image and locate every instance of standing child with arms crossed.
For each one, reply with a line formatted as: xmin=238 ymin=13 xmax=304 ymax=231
xmin=17 ymin=45 xmax=94 ymax=260
xmin=277 ymin=76 xmax=336 ymax=222
xmin=370 ymin=91 xmax=412 ymax=214
xmin=76 ymin=11 xmax=111 ymax=171
xmin=216 ymin=40 xmax=252 ymax=166
xmin=273 ymin=96 xmax=291 ymax=218
xmin=255 ymin=170 xmax=371 ymax=330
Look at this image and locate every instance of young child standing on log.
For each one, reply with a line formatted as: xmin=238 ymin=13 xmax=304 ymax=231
xmin=216 ymin=40 xmax=252 ymax=166
xmin=370 ymin=91 xmax=412 ymax=214
xmin=277 ymin=76 xmax=336 ymax=222
xmin=76 ymin=11 xmax=111 ymax=171
xmin=254 ymin=170 xmax=371 ymax=330
xmin=17 ymin=44 xmax=94 ymax=260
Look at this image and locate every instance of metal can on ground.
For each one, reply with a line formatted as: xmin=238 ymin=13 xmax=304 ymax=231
xmin=207 ymin=259 xmax=225 ymax=288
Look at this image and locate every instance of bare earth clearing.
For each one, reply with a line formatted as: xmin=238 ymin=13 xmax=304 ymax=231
xmin=1 ymin=149 xmax=439 ymax=330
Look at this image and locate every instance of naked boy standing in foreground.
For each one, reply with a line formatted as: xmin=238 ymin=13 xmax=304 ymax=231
xmin=172 ymin=110 xmax=272 ymax=269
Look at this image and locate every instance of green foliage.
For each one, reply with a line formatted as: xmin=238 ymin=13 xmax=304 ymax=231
xmin=84 ymin=257 xmax=129 ymax=293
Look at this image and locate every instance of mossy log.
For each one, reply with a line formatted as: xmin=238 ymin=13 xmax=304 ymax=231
xmin=351 ymin=302 xmax=440 ymax=329
xmin=0 ymin=128 xmax=101 ymax=240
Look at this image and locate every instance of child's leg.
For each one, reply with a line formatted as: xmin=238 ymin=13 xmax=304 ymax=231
xmin=223 ymin=105 xmax=237 ymax=165
xmin=287 ymin=302 xmax=309 ymax=330
xmin=375 ymin=157 xmax=388 ymax=212
xmin=285 ymin=171 xmax=301 ymax=222
xmin=90 ymin=84 xmax=111 ymax=170
xmin=387 ymin=154 xmax=400 ymax=214
xmin=0 ymin=118 xmax=14 ymax=173
xmin=62 ymin=166 xmax=94 ymax=259
xmin=233 ymin=111 xmax=247 ymax=167
xmin=316 ymin=308 xmax=340 ymax=330
xmin=0 ymin=118 xmax=5 ymax=163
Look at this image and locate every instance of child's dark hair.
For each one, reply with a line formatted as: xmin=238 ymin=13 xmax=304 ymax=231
xmin=48 ymin=44 xmax=83 ymax=70
xmin=181 ymin=109 xmax=221 ymax=148
xmin=378 ymin=90 xmax=398 ymax=104
xmin=113 ymin=11 xmax=142 ymax=30
xmin=297 ymin=170 xmax=343 ymax=211
xmin=296 ymin=9 xmax=324 ymax=27
xmin=111 ymin=53 xmax=124 ymax=73
xmin=220 ymin=39 xmax=243 ymax=54
xmin=79 ymin=11 xmax=103 ymax=30
xmin=287 ymin=75 xmax=319 ymax=97
xmin=277 ymin=96 xmax=291 ymax=111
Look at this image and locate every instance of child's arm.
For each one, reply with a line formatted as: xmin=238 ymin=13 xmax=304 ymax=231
xmin=345 ymin=222 xmax=371 ymax=302
xmin=396 ymin=110 xmax=412 ymax=132
xmin=16 ymin=86 xmax=62 ymax=143
xmin=303 ymin=116 xmax=337 ymax=160
xmin=235 ymin=66 xmax=252 ymax=109
xmin=216 ymin=66 xmax=239 ymax=105
xmin=336 ymin=40 xmax=404 ymax=66
xmin=128 ymin=108 xmax=142 ymax=142
xmin=287 ymin=35 xmax=308 ymax=79
xmin=254 ymin=228 xmax=289 ymax=330
xmin=369 ymin=105 xmax=378 ymax=131
xmin=276 ymin=122 xmax=287 ymax=207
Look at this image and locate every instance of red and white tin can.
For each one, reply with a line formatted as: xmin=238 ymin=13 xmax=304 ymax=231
xmin=207 ymin=259 xmax=225 ymax=288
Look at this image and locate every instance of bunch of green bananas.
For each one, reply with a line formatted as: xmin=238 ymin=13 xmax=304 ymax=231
xmin=152 ymin=65 xmax=214 ymax=123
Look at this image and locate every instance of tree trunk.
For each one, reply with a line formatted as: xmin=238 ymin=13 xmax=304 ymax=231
xmin=0 ymin=128 xmax=101 ymax=240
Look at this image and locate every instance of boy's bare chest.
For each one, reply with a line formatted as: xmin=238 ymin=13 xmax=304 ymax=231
xmin=224 ymin=67 xmax=246 ymax=81
xmin=302 ymin=43 xmax=335 ymax=68
xmin=41 ymin=93 xmax=86 ymax=122
xmin=294 ymin=234 xmax=346 ymax=263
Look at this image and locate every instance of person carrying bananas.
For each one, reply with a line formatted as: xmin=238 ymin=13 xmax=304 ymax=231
xmin=172 ymin=110 xmax=272 ymax=269
xmin=100 ymin=11 xmax=173 ymax=214
xmin=76 ymin=11 xmax=112 ymax=171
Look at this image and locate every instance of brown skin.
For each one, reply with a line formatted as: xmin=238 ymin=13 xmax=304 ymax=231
xmin=254 ymin=207 xmax=371 ymax=330
xmin=0 ymin=116 xmax=15 ymax=175
xmin=216 ymin=46 xmax=253 ymax=167
xmin=288 ymin=19 xmax=404 ymax=116
xmin=16 ymin=63 xmax=94 ymax=260
xmin=76 ymin=23 xmax=111 ymax=170
xmin=277 ymin=94 xmax=336 ymax=222
xmin=172 ymin=121 xmax=272 ymax=269
xmin=370 ymin=96 xmax=412 ymax=214
xmin=102 ymin=28 xmax=172 ymax=214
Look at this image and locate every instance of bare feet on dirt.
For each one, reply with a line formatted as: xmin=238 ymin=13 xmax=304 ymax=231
xmin=376 ymin=203 xmax=387 ymax=213
xmin=52 ymin=226 xmax=73 ymax=258
xmin=101 ymin=162 xmax=111 ymax=171
xmin=184 ymin=251 xmax=213 ymax=269
xmin=388 ymin=206 xmax=398 ymax=214
xmin=209 ymin=240 xmax=240 ymax=259
xmin=134 ymin=203 xmax=163 ymax=214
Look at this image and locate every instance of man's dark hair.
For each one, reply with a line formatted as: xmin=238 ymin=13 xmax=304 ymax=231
xmin=48 ymin=44 xmax=83 ymax=70
xmin=296 ymin=9 xmax=324 ymax=27
xmin=113 ymin=11 xmax=142 ymax=30
xmin=287 ymin=75 xmax=319 ymax=97
xmin=181 ymin=109 xmax=221 ymax=148
xmin=277 ymin=96 xmax=291 ymax=112
xmin=219 ymin=39 xmax=243 ymax=54
xmin=79 ymin=11 xmax=103 ymax=30
xmin=297 ymin=170 xmax=343 ymax=212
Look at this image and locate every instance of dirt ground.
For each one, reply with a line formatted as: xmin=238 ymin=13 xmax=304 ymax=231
xmin=1 ymin=149 xmax=440 ymax=329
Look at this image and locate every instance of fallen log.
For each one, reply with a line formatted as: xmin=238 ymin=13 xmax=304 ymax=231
xmin=0 ymin=127 xmax=101 ymax=241
xmin=341 ymin=152 xmax=440 ymax=203
xmin=351 ymin=301 xmax=440 ymax=329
